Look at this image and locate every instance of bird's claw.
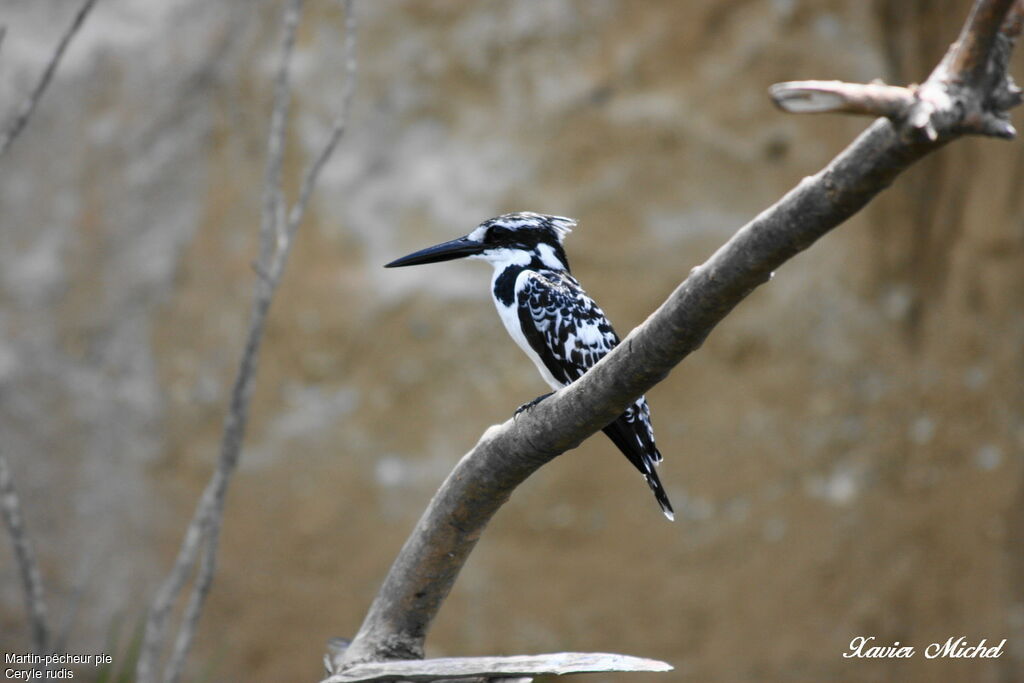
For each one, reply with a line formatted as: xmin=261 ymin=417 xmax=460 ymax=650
xmin=514 ymin=392 xmax=554 ymax=418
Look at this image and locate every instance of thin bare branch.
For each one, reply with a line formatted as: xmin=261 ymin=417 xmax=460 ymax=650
xmin=161 ymin=523 xmax=220 ymax=683
xmin=261 ymin=0 xmax=304 ymax=270
xmin=287 ymin=0 xmax=357 ymax=241
xmin=324 ymin=653 xmax=672 ymax=683
xmin=161 ymin=8 xmax=358 ymax=677
xmin=332 ymin=0 xmax=1022 ymax=671
xmin=770 ymin=80 xmax=915 ymax=118
xmin=135 ymin=485 xmax=213 ymax=683
xmin=0 ymin=0 xmax=98 ymax=159
xmin=137 ymin=1 xmax=358 ymax=681
xmin=0 ymin=454 xmax=50 ymax=654
xmin=136 ymin=0 xmax=303 ymax=673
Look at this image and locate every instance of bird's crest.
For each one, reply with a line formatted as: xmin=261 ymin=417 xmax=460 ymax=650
xmin=480 ymin=212 xmax=576 ymax=243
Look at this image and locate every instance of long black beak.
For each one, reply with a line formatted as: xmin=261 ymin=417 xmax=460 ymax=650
xmin=384 ymin=236 xmax=485 ymax=268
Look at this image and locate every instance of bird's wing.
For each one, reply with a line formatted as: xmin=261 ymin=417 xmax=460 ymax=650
xmin=515 ymin=270 xmax=620 ymax=386
xmin=517 ymin=269 xmax=673 ymax=518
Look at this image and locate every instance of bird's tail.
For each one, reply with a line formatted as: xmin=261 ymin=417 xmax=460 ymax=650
xmin=601 ymin=406 xmax=674 ymax=521
xmin=644 ymin=467 xmax=675 ymax=521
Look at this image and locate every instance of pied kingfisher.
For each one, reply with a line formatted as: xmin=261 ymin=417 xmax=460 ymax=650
xmin=385 ymin=212 xmax=674 ymax=520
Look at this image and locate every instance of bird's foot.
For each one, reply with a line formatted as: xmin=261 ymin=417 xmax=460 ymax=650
xmin=514 ymin=392 xmax=554 ymax=418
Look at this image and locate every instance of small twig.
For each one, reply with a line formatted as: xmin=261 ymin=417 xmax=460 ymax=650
xmin=260 ymin=0 xmax=303 ymax=269
xmin=770 ymin=80 xmax=915 ymax=118
xmin=324 ymin=653 xmax=672 ymax=683
xmin=0 ymin=0 xmax=98 ymax=159
xmin=914 ymin=0 xmax=1023 ymax=140
xmin=944 ymin=0 xmax=1018 ymax=82
xmin=250 ymin=259 xmax=273 ymax=284
xmin=136 ymin=1 xmax=358 ymax=681
xmin=1005 ymin=0 xmax=1024 ymax=38
xmin=0 ymin=454 xmax=50 ymax=655
xmin=983 ymin=0 xmax=1024 ymax=112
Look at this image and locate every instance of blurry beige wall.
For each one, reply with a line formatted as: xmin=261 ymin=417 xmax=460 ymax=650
xmin=1 ymin=1 xmax=1023 ymax=681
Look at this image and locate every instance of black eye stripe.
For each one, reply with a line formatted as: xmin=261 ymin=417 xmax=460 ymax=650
xmin=485 ymin=226 xmax=511 ymax=243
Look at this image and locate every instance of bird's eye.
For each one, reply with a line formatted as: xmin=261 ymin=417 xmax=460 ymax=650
xmin=485 ymin=226 xmax=511 ymax=243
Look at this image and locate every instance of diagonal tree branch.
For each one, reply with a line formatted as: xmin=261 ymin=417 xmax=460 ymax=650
xmin=0 ymin=0 xmax=98 ymax=159
xmin=136 ymin=1 xmax=358 ymax=682
xmin=329 ymin=0 xmax=1023 ymax=673
xmin=0 ymin=453 xmax=50 ymax=655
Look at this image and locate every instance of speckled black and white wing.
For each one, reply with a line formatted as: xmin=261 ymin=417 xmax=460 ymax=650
xmin=515 ymin=269 xmax=674 ymax=519
xmin=515 ymin=270 xmax=618 ymax=387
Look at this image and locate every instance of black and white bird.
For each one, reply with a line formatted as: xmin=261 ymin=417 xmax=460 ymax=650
xmin=385 ymin=212 xmax=674 ymax=520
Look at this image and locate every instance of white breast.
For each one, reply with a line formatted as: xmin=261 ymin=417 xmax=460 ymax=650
xmin=492 ymin=269 xmax=565 ymax=391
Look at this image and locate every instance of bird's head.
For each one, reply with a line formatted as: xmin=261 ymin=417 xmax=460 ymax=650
xmin=385 ymin=212 xmax=576 ymax=272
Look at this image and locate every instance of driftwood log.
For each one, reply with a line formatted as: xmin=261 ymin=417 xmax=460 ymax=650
xmin=324 ymin=652 xmax=672 ymax=683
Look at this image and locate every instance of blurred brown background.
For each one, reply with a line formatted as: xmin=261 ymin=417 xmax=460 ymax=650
xmin=1 ymin=1 xmax=1023 ymax=681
